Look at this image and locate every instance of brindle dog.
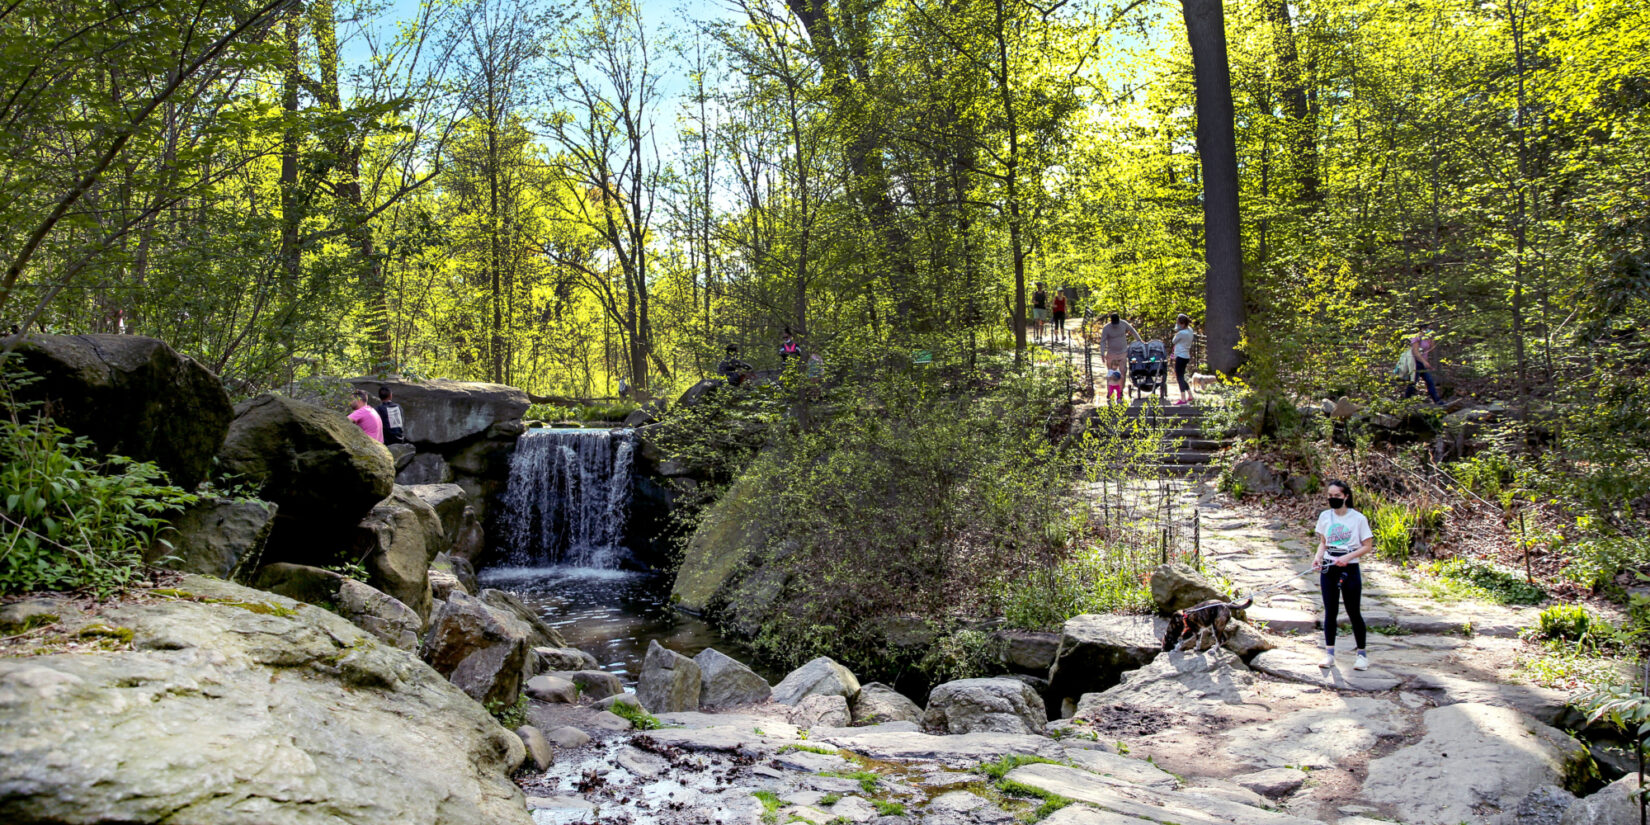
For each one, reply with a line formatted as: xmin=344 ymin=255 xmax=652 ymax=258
xmin=1161 ymin=597 xmax=1253 ymax=652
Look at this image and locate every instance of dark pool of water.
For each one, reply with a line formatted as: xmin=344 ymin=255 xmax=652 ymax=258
xmin=477 ymin=565 xmax=775 ymax=685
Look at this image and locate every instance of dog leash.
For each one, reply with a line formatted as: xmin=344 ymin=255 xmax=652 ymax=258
xmin=1234 ymin=566 xmax=1318 ymax=603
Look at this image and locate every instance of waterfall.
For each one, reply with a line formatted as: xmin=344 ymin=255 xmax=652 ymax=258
xmin=499 ymin=428 xmax=635 ymax=568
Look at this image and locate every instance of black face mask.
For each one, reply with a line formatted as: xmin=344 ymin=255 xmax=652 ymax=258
xmin=1327 ymin=497 xmax=1346 ymax=510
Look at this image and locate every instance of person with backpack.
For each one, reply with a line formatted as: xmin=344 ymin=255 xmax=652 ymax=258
xmin=1050 ymin=289 xmax=1069 ymax=344
xmin=1313 ymin=480 xmax=1374 ymax=672
xmin=347 ymin=390 xmax=384 ymax=443
xmin=374 ymin=387 xmax=406 ymax=444
xmin=1403 ymin=321 xmax=1442 ymax=404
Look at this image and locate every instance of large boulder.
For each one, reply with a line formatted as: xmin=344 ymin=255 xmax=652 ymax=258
xmin=252 ymin=563 xmax=420 ymax=650
xmin=1363 ymin=703 xmax=1590 ymax=825
xmin=671 ymin=475 xmax=768 ymax=615
xmin=352 ymin=486 xmax=447 ymax=622
xmin=693 ymin=648 xmax=771 ymax=708
xmin=145 ymin=498 xmax=277 ymax=579
xmin=218 ymin=394 xmax=395 ymax=548
xmin=789 ymin=694 xmax=851 ymax=729
xmin=0 ymin=575 xmax=528 ymax=825
xmin=1074 ymin=650 xmax=1255 ymax=720
xmin=772 ymin=656 xmax=861 ymax=706
xmin=404 ymin=483 xmax=468 ymax=542
xmin=398 ymin=453 xmax=455 ymax=485
xmin=478 ymin=589 xmax=564 ymax=649
xmin=1046 ymin=614 xmax=1163 ymax=709
xmin=348 ymin=378 xmax=529 ymax=447
xmin=1149 ymin=563 xmax=1229 ymax=615
xmin=5 ymin=334 xmax=233 ymax=489
xmin=923 ymin=677 xmax=1047 ymax=735
xmin=851 ymin=683 xmax=924 ymax=726
xmin=420 ymin=591 xmax=530 ymax=707
xmin=1229 ymin=459 xmax=1283 ymax=496
xmin=1562 ymin=774 xmax=1644 ymax=825
xmin=994 ymin=630 xmax=1061 ymax=675
xmin=636 ymin=640 xmax=702 ymax=714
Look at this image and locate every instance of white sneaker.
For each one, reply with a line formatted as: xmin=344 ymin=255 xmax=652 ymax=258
xmin=1353 ymin=653 xmax=1369 ymax=671
xmin=1318 ymin=652 xmax=1335 ymax=669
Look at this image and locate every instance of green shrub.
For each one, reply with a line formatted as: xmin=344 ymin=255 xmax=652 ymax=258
xmin=1372 ymin=503 xmax=1417 ymax=563
xmin=609 ymin=699 xmax=663 ymax=730
xmin=1561 ymin=537 xmax=1650 ymax=593
xmin=1448 ymin=452 xmax=1516 ymax=502
xmin=1536 ymin=604 xmax=1596 ymax=643
xmin=918 ymin=629 xmax=1005 ymax=682
xmin=1429 ymin=557 xmax=1547 ymax=605
xmin=0 ymin=367 xmax=196 ymax=596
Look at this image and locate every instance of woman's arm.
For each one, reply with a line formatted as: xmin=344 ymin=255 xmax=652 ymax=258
xmin=1313 ymin=531 xmax=1328 ymax=570
xmin=1335 ymin=536 xmax=1376 ymax=566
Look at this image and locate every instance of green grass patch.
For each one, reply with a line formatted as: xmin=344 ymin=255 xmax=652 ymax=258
xmin=818 ymin=793 xmax=842 ymax=806
xmin=610 ymin=699 xmax=664 ymax=730
xmin=485 ymin=695 xmax=528 ymax=729
xmin=978 ymin=754 xmax=1063 ymax=781
xmin=872 ymin=799 xmax=906 ymax=816
xmin=751 ymin=790 xmax=783 ymax=824
xmin=778 ymin=743 xmax=836 ymax=755
xmin=995 ymin=778 xmax=1072 ymax=822
xmin=821 ymin=770 xmax=880 ymax=794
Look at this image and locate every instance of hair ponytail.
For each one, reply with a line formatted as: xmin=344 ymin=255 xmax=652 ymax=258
xmin=1326 ymin=479 xmax=1354 ymax=507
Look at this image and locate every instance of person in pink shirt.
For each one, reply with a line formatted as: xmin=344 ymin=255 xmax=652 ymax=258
xmin=347 ymin=390 xmax=384 ymax=442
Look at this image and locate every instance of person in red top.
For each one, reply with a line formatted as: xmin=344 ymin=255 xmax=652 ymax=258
xmin=347 ymin=390 xmax=384 ymax=443
xmin=1050 ymin=290 xmax=1069 ymax=343
xmin=1404 ymin=321 xmax=1442 ymax=404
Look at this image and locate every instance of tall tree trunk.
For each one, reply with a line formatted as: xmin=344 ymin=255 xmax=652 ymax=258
xmin=278 ymin=12 xmax=302 ymax=362
xmin=1182 ymin=0 xmax=1246 ymax=376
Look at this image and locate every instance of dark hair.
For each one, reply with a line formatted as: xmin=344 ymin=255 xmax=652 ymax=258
xmin=377 ymin=386 xmax=392 ymax=401
xmin=1110 ymin=313 xmax=1121 ymax=324
xmin=726 ymin=344 xmax=738 ymax=353
xmin=1177 ymin=313 xmax=1191 ymax=327
xmin=351 ymin=389 xmax=369 ymax=403
xmin=1325 ymin=479 xmax=1354 ymax=506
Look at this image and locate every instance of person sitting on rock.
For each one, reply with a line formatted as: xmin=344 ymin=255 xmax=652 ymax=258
xmin=373 ymin=386 xmax=406 ymax=444
xmin=348 ymin=390 xmax=384 ymax=443
xmin=717 ymin=344 xmax=753 ymax=387
xmin=778 ymin=328 xmax=802 ymax=366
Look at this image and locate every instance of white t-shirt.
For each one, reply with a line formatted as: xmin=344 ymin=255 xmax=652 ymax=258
xmin=1172 ymin=327 xmax=1194 ymax=359
xmin=1315 ymin=508 xmax=1373 ymax=564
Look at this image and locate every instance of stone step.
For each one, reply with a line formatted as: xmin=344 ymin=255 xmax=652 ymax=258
xmin=1161 ymin=451 xmax=1215 ymax=465
xmin=1006 ymin=762 xmax=1324 ymax=825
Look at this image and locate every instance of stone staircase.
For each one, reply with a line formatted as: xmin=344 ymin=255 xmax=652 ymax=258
xmin=1082 ymin=398 xmax=1228 ymax=478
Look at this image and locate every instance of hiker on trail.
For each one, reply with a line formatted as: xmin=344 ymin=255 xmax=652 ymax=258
xmin=374 ymin=387 xmax=406 ymax=444
xmin=1060 ymin=284 xmax=1079 ymax=316
xmin=1314 ymin=480 xmax=1374 ymax=672
xmin=1031 ymin=283 xmax=1049 ymax=341
xmin=348 ymin=390 xmax=384 ymax=443
xmin=779 ymin=328 xmax=802 ymax=365
xmin=717 ymin=344 xmax=753 ymax=387
xmin=1051 ymin=289 xmax=1069 ymax=344
xmin=1404 ymin=321 xmax=1442 ymax=404
xmin=1099 ymin=313 xmax=1141 ymax=376
xmin=1171 ymin=314 xmax=1196 ymax=406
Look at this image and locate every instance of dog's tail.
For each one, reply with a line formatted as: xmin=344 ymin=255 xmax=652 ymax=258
xmin=1230 ymin=597 xmax=1253 ymax=610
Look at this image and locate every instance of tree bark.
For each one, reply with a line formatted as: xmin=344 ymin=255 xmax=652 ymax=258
xmin=1182 ymin=0 xmax=1246 ymax=376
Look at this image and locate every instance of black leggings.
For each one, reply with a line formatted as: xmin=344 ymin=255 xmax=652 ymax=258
xmin=1174 ymin=356 xmax=1190 ymax=392
xmin=1320 ymin=564 xmax=1367 ymax=650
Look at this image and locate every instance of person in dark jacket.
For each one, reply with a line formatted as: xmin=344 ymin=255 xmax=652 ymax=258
xmin=374 ymin=387 xmax=406 ymax=444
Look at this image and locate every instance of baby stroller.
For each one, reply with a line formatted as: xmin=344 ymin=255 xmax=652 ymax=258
xmin=1127 ymin=340 xmax=1169 ymax=398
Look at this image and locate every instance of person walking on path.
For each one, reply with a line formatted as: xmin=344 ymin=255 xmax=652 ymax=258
xmin=348 ymin=390 xmax=384 ymax=443
xmin=1313 ymin=480 xmax=1374 ymax=671
xmin=1051 ymin=289 xmax=1069 ymax=344
xmin=1404 ymin=321 xmax=1442 ymax=404
xmin=1031 ymin=283 xmax=1049 ymax=342
xmin=1099 ymin=313 xmax=1141 ymax=377
xmin=1171 ymin=314 xmax=1196 ymax=406
xmin=778 ymin=328 xmax=802 ymax=366
xmin=374 ymin=387 xmax=406 ymax=444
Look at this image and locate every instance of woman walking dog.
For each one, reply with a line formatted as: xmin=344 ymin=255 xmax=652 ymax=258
xmin=1314 ymin=480 xmax=1374 ymax=671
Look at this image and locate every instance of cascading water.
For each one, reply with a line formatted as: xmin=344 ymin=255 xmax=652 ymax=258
xmin=498 ymin=428 xmax=635 ymax=569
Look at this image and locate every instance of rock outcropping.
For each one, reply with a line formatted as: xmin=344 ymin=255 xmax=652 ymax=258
xmin=0 ymin=576 xmax=529 ymax=825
